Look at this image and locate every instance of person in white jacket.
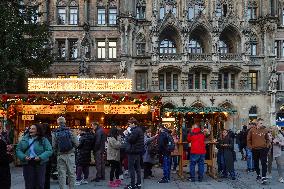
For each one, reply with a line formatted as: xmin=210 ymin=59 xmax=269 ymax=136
xmin=272 ymin=127 xmax=284 ymax=183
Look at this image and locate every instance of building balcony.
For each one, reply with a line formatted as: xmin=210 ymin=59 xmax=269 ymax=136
xmin=159 ymin=54 xmax=182 ymax=62
xmin=219 ymin=53 xmax=242 ymax=61
xmin=188 ymin=54 xmax=212 ymax=61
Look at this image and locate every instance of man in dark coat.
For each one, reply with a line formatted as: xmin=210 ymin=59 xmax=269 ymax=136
xmin=158 ymin=125 xmax=172 ymax=183
xmin=124 ymin=118 xmax=144 ymax=189
xmin=0 ymin=134 xmax=13 ymax=189
xmin=91 ymin=122 xmax=106 ymax=182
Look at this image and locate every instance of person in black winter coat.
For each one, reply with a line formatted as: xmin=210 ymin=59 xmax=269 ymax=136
xmin=0 ymin=134 xmax=13 ymax=189
xmin=124 ymin=118 xmax=144 ymax=189
xmin=91 ymin=122 xmax=106 ymax=182
xmin=158 ymin=125 xmax=172 ymax=183
xmin=76 ymin=128 xmax=95 ymax=185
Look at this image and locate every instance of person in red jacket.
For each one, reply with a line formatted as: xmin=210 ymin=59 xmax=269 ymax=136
xmin=187 ymin=123 xmax=206 ymax=182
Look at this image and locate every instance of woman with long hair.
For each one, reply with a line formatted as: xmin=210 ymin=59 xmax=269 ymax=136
xmin=107 ymin=127 xmax=122 ymax=187
xmin=16 ymin=124 xmax=53 ymax=189
xmin=217 ymin=129 xmax=236 ymax=180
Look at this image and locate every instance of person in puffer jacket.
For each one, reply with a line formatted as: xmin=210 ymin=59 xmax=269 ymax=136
xmin=75 ymin=128 xmax=95 ymax=185
xmin=187 ymin=123 xmax=206 ymax=182
xmin=124 ymin=118 xmax=144 ymax=189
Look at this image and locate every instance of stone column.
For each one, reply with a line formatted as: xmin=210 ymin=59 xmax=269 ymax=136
xmin=271 ymin=92 xmax=277 ymax=125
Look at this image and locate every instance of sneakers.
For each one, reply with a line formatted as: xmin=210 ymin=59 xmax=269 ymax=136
xmin=124 ymin=184 xmax=135 ymax=189
xmin=188 ymin=178 xmax=195 ymax=182
xmin=256 ymin=175 xmax=261 ymax=181
xmin=158 ymin=178 xmax=169 ymax=183
xmin=119 ymin=174 xmax=124 ymax=180
xmin=135 ymin=183 xmax=142 ymax=189
xmin=279 ymin=177 xmax=284 ymax=183
xmin=81 ymin=179 xmax=88 ymax=184
xmin=266 ymin=174 xmax=272 ymax=179
xmin=261 ymin=177 xmax=268 ymax=184
xmin=75 ymin=180 xmax=81 ymax=186
xmin=109 ymin=181 xmax=119 ymax=187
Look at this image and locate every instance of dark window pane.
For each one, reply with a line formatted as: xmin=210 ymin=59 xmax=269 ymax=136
xmin=159 ymin=74 xmax=164 ymax=91
xmin=202 ymin=74 xmax=207 ymax=89
xmin=188 ymin=74 xmax=193 ymax=89
xmin=166 ymin=72 xmax=171 ymax=91
xmin=173 ymin=74 xmax=178 ymax=91
xmin=218 ymin=74 xmax=222 ymax=89
xmin=195 ymin=73 xmax=200 ymax=89
xmin=224 ymin=73 xmax=229 ymax=89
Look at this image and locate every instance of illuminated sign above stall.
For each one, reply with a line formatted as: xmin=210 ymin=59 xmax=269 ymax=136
xmin=28 ymin=78 xmax=132 ymax=92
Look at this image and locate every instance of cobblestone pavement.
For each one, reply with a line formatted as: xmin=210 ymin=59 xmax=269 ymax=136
xmin=11 ymin=154 xmax=284 ymax=189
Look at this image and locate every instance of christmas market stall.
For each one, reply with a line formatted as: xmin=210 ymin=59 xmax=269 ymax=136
xmin=0 ymin=78 xmax=162 ymax=143
xmin=162 ymin=106 xmax=237 ymax=179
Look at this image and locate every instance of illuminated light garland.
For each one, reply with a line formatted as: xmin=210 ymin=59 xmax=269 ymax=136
xmin=28 ymin=78 xmax=132 ymax=92
xmin=0 ymin=94 xmax=162 ymax=119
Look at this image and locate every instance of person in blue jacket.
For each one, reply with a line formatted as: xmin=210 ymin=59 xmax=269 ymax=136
xmin=16 ymin=124 xmax=53 ymax=189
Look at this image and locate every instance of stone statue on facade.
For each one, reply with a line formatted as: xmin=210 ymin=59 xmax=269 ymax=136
xmin=119 ymin=60 xmax=127 ymax=78
xmin=269 ymin=70 xmax=278 ymax=92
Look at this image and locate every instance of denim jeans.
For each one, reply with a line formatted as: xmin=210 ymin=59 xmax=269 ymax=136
xmin=219 ymin=153 xmax=235 ymax=178
xmin=189 ymin=154 xmax=205 ymax=179
xmin=246 ymin=147 xmax=254 ymax=170
xmin=162 ymin=155 xmax=171 ymax=181
xmin=172 ymin=156 xmax=179 ymax=170
xmin=128 ymin=154 xmax=141 ymax=187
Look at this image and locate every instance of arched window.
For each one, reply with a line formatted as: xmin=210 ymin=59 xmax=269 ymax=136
xmin=250 ymin=34 xmax=258 ymax=56
xmin=189 ymin=39 xmax=203 ymax=54
xmin=159 ymin=39 xmax=177 ymax=54
xmin=188 ymin=0 xmax=205 ymax=20
xmin=219 ymin=40 xmax=228 ymax=54
xmin=136 ymin=33 xmax=146 ymax=55
xmin=57 ymin=0 xmax=67 ymax=25
xmin=69 ymin=0 xmax=78 ymax=25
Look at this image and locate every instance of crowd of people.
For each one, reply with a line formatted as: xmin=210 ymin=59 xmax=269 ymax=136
xmin=0 ymin=117 xmax=284 ymax=189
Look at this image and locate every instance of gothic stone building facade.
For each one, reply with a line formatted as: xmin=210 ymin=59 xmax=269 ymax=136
xmin=33 ymin=0 xmax=284 ymax=129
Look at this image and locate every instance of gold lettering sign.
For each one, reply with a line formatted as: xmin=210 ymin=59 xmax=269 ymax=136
xmin=22 ymin=115 xmax=35 ymax=120
xmin=28 ymin=78 xmax=132 ymax=92
xmin=22 ymin=105 xmax=66 ymax=114
xmin=104 ymin=105 xmax=149 ymax=114
xmin=74 ymin=105 xmax=98 ymax=112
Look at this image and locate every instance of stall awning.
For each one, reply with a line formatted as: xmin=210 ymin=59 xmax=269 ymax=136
xmin=164 ymin=107 xmax=237 ymax=114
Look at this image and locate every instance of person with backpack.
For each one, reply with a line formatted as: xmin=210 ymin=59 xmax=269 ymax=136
xmin=75 ymin=128 xmax=95 ymax=186
xmin=16 ymin=124 xmax=53 ymax=189
xmin=143 ymin=128 xmax=158 ymax=179
xmin=52 ymin=116 xmax=78 ymax=189
xmin=91 ymin=121 xmax=107 ymax=182
xmin=187 ymin=123 xmax=206 ymax=182
xmin=124 ymin=117 xmax=144 ymax=189
xmin=157 ymin=124 xmax=175 ymax=183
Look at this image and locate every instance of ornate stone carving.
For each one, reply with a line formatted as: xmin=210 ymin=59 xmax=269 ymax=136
xmin=159 ymin=54 xmax=182 ymax=61
xmin=268 ymin=61 xmax=278 ymax=92
xmin=109 ymin=0 xmax=117 ymax=7
xmin=119 ymin=61 xmax=127 ymax=78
